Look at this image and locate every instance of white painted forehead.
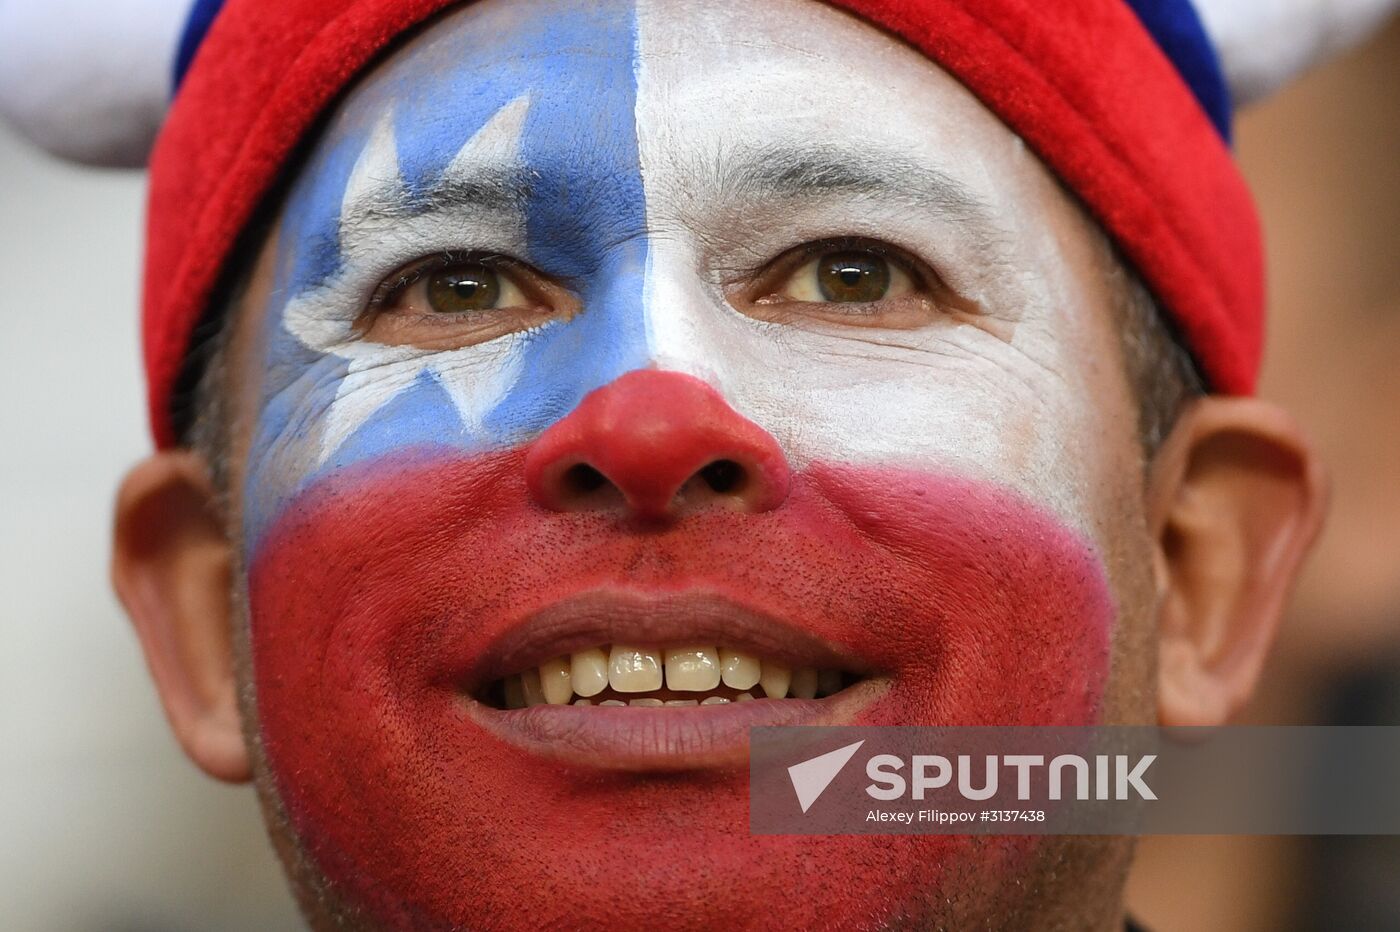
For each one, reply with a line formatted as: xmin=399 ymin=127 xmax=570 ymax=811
xmin=631 ymin=0 xmax=1018 ymax=197
xmin=634 ymin=0 xmax=992 ymax=135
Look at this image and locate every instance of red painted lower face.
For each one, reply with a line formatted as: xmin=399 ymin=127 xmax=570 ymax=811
xmin=250 ymin=450 xmax=1114 ymax=929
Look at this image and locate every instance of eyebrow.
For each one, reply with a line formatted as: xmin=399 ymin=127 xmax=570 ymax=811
xmin=339 ymin=164 xmax=534 ymax=234
xmin=337 ymin=142 xmax=1008 ymax=253
xmin=716 ymin=142 xmax=1003 ymax=227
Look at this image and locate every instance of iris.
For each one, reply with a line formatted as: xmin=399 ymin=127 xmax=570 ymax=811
xmin=816 ymin=251 xmax=891 ymax=303
xmin=427 ymin=263 xmax=503 ymax=312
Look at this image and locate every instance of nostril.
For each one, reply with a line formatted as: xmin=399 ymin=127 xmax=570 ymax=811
xmin=698 ymin=459 xmax=747 ymax=495
xmin=563 ymin=463 xmax=609 ymax=495
xmin=523 ymin=370 xmax=791 ymax=517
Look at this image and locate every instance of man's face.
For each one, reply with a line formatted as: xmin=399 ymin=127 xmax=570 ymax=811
xmin=226 ymin=0 xmax=1156 ymax=926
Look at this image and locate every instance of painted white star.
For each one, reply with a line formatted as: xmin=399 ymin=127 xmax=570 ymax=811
xmin=282 ymin=94 xmax=534 ymax=465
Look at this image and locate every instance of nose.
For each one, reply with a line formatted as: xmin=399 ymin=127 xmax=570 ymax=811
xmin=524 ymin=370 xmax=790 ymax=520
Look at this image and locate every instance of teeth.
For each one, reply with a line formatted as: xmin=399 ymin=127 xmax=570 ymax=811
xmin=503 ymin=675 xmax=525 ymax=710
xmin=494 ymin=647 xmax=850 ymax=709
xmin=609 ymin=645 xmax=663 ymax=692
xmin=719 ymin=649 xmax=761 ymax=690
xmin=759 ymin=662 xmax=791 ymax=700
xmin=520 ymin=668 xmax=546 ymax=707
xmin=540 ymin=656 xmax=572 ymax=705
xmin=791 ymin=667 xmax=818 ymax=700
xmin=665 ymin=645 xmax=721 ymax=691
xmin=570 ymin=647 xmax=609 ymax=698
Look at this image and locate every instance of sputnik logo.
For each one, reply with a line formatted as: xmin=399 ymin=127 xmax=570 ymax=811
xmin=787 ymin=740 xmax=865 ymax=813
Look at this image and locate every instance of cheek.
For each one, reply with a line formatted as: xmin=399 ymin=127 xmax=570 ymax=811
xmin=246 ymin=450 xmax=1112 ymax=928
xmin=746 ymin=339 xmax=1110 ymax=542
xmin=803 ymin=462 xmax=1115 ymax=724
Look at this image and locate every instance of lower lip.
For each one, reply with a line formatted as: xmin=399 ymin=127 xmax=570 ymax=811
xmin=468 ymin=681 xmax=884 ymax=770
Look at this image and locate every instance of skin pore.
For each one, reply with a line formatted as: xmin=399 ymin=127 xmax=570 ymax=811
xmin=111 ymin=0 xmax=1327 ymax=929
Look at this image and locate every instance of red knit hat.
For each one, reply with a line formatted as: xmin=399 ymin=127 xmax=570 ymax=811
xmin=142 ymin=0 xmax=1261 ymax=448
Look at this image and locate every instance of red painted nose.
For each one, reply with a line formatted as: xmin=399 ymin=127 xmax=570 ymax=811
xmin=524 ymin=370 xmax=791 ymax=520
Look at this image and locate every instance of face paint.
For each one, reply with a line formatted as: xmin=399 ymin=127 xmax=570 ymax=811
xmin=241 ymin=0 xmax=1132 ymax=927
xmin=245 ymin=0 xmax=656 ymax=538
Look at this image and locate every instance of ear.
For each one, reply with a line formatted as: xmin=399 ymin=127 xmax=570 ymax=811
xmin=111 ymin=450 xmax=250 ymax=782
xmin=1147 ymin=398 xmax=1328 ymax=726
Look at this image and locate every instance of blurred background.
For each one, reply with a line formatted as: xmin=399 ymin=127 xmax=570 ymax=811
xmin=0 ymin=16 xmax=1396 ymax=932
xmin=0 ymin=96 xmax=303 ymax=932
xmin=1129 ymin=14 xmax=1400 ymax=931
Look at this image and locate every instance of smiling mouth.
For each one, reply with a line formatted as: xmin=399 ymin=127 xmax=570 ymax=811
xmin=478 ymin=644 xmax=860 ymax=708
xmin=458 ymin=589 xmax=882 ymax=769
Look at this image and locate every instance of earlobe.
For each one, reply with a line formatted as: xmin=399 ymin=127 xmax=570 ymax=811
xmin=111 ymin=451 xmax=250 ymax=782
xmin=1147 ymin=398 xmax=1328 ymax=727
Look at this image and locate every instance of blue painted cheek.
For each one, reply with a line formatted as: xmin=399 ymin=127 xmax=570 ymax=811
xmin=484 ymin=244 xmax=652 ymax=438
xmin=331 ymin=370 xmax=464 ymax=467
xmin=244 ymin=0 xmax=655 ymax=544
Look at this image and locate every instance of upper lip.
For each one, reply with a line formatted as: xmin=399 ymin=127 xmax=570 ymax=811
xmin=457 ymin=588 xmax=875 ymax=696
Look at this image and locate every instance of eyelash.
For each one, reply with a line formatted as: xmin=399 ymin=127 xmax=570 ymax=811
xmin=749 ymin=236 xmax=938 ymax=297
xmin=366 ymin=250 xmax=513 ymax=312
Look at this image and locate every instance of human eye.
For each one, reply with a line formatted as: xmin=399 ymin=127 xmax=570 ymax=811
xmin=738 ymin=239 xmax=956 ymax=329
xmin=357 ymin=252 xmax=577 ymax=348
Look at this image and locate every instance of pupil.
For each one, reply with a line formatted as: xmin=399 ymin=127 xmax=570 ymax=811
xmin=817 ymin=251 xmax=890 ymax=303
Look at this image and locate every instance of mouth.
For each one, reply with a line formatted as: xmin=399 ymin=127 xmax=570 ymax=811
xmin=460 ymin=589 xmax=882 ymax=770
